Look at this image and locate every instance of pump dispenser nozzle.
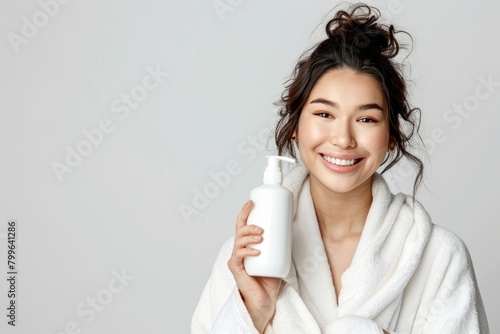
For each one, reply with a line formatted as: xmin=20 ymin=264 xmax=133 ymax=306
xmin=263 ymin=156 xmax=296 ymax=184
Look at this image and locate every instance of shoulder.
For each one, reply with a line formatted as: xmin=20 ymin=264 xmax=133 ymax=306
xmin=428 ymin=224 xmax=471 ymax=257
xmin=395 ymin=190 xmax=471 ymax=261
xmin=396 ymin=192 xmax=476 ymax=276
xmin=424 ymin=223 xmax=475 ymax=277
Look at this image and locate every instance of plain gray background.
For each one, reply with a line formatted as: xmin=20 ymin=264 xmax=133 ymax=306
xmin=1 ymin=0 xmax=498 ymax=333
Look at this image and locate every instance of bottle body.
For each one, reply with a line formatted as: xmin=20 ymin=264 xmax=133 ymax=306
xmin=244 ymin=184 xmax=292 ymax=278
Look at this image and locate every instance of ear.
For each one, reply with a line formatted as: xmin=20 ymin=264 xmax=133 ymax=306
xmin=388 ymin=137 xmax=396 ymax=150
xmin=292 ymin=130 xmax=297 ymax=142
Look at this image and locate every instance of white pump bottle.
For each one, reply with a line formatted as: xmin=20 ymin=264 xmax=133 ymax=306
xmin=244 ymin=155 xmax=295 ymax=278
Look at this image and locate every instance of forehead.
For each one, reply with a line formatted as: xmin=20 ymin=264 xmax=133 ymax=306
xmin=307 ymin=68 xmax=387 ymax=109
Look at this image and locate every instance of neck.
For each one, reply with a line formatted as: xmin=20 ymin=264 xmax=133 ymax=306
xmin=310 ymin=176 xmax=373 ymax=241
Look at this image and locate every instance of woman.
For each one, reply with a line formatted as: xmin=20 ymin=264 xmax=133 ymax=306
xmin=192 ymin=3 xmax=489 ymax=333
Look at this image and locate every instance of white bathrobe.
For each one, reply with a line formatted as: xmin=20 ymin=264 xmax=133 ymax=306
xmin=192 ymin=163 xmax=489 ymax=333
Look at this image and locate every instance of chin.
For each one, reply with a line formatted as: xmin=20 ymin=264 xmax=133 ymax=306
xmin=311 ymin=172 xmax=366 ymax=194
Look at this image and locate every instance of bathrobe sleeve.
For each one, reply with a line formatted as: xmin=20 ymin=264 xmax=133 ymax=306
xmin=191 ymin=238 xmax=385 ymax=334
xmin=191 ymin=238 xmax=269 ymax=334
xmin=412 ymin=226 xmax=489 ymax=334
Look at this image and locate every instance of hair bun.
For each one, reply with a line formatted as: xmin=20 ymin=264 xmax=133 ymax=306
xmin=325 ymin=4 xmax=400 ymax=59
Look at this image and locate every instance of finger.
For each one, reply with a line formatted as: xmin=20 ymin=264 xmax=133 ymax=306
xmin=234 ymin=234 xmax=263 ymax=250
xmin=236 ymin=200 xmax=254 ymax=229
xmin=228 ymin=247 xmax=260 ymax=273
xmin=233 ymin=247 xmax=260 ymax=262
xmin=236 ymin=223 xmax=263 ymax=238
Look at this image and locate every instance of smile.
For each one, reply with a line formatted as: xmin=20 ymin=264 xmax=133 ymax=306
xmin=321 ymin=154 xmax=361 ymax=166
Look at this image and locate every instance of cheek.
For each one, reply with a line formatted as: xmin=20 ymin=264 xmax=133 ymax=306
xmin=297 ymin=118 xmax=328 ymax=144
xmin=360 ymin=128 xmax=390 ymax=151
xmin=296 ymin=119 xmax=321 ymax=159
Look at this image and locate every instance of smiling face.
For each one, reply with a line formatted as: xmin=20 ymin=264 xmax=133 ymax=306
xmin=294 ymin=67 xmax=392 ymax=196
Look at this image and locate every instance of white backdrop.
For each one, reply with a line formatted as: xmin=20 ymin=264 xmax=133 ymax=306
xmin=1 ymin=0 xmax=498 ymax=333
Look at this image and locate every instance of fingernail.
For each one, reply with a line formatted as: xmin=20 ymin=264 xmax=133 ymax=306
xmin=253 ymin=235 xmax=261 ymax=240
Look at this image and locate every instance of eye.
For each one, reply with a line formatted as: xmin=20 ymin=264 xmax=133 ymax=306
xmin=314 ymin=112 xmax=332 ymax=118
xmin=358 ymin=117 xmax=378 ymax=123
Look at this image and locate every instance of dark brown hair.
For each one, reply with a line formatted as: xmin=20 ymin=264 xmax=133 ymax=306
xmin=274 ymin=3 xmax=424 ymax=195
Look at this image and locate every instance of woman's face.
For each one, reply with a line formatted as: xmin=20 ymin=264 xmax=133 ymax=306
xmin=294 ymin=68 xmax=391 ymax=196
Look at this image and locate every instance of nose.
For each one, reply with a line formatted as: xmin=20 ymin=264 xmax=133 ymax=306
xmin=330 ymin=120 xmax=356 ymax=149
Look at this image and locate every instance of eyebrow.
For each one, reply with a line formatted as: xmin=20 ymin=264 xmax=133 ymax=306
xmin=309 ymin=98 xmax=385 ymax=112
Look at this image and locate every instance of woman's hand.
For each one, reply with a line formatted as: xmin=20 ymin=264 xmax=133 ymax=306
xmin=228 ymin=200 xmax=282 ymax=333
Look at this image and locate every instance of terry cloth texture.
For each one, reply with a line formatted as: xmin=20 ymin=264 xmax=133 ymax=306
xmin=192 ymin=163 xmax=489 ymax=333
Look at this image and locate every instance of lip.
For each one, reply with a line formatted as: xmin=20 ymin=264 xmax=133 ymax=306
xmin=319 ymin=153 xmax=365 ymax=173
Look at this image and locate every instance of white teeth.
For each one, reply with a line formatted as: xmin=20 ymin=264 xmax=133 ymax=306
xmin=322 ymin=155 xmax=357 ymax=166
